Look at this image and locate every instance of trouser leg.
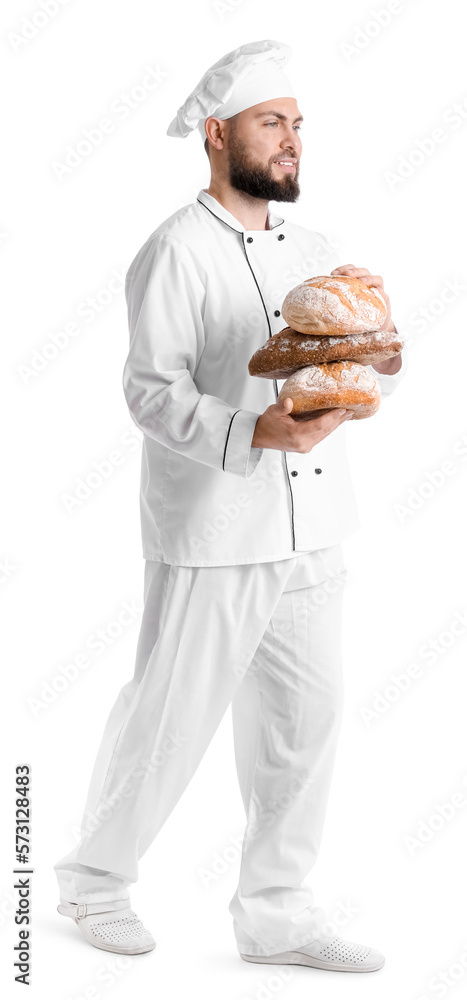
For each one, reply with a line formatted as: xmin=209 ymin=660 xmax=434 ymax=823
xmin=228 ymin=565 xmax=348 ymax=956
xmin=53 ymin=557 xmax=296 ymax=903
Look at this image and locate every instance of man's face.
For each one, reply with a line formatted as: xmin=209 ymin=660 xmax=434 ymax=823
xmin=225 ymin=97 xmax=302 ymax=202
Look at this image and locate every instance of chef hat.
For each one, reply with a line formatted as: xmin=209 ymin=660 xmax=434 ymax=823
xmin=166 ymin=39 xmax=296 ymax=142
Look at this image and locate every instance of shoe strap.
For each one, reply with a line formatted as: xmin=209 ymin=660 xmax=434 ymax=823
xmin=63 ymin=898 xmax=130 ymax=919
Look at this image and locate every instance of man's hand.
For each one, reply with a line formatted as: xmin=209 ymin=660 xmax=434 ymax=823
xmin=251 ymin=396 xmax=353 ymax=453
xmin=330 ymin=263 xmax=401 ymax=374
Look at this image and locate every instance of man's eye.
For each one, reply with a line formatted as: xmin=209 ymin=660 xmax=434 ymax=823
xmin=265 ymin=122 xmax=302 ymax=130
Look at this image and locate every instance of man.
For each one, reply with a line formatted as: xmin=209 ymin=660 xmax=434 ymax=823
xmin=53 ymin=39 xmax=407 ymax=971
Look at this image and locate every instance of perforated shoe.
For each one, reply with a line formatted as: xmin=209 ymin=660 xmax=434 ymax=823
xmin=240 ymin=933 xmax=385 ymax=973
xmin=57 ymin=898 xmax=156 ymax=955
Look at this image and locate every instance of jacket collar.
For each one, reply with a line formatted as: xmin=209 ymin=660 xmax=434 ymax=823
xmin=196 ymin=188 xmax=284 ymax=234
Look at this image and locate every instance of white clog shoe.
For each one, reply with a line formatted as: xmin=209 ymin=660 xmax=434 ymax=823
xmin=240 ymin=933 xmax=385 ymax=973
xmin=57 ymin=898 xmax=156 ymax=955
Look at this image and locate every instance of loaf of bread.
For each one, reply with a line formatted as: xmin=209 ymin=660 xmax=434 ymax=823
xmin=281 ymin=274 xmax=388 ymax=336
xmin=248 ymin=325 xmax=403 ymax=379
xmin=277 ymin=361 xmax=381 ymax=420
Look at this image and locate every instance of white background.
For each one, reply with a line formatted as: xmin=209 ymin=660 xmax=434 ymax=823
xmin=2 ymin=0 xmax=467 ymax=997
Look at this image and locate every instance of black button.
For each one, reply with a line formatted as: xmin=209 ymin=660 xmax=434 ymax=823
xmin=274 ymin=310 xmax=280 ymax=317
xmin=291 ymin=470 xmax=298 ymax=477
xmin=315 ymin=468 xmax=322 ymax=474
xmin=277 ymin=233 xmax=285 ymax=240
xmin=246 ymin=236 xmax=253 ymax=243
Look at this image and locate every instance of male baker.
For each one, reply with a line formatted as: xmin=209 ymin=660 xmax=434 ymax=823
xmin=53 ymin=39 xmax=407 ymax=971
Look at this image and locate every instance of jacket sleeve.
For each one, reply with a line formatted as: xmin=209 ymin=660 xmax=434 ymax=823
xmin=122 ymin=233 xmax=263 ymax=478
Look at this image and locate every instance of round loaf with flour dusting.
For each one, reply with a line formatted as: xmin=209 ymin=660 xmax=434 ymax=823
xmin=281 ymin=274 xmax=388 ymax=336
xmin=277 ymin=361 xmax=381 ymax=420
xmin=248 ymin=325 xmax=403 ymax=379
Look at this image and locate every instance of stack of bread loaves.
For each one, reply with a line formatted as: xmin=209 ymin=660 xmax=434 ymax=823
xmin=248 ymin=274 xmax=404 ymax=420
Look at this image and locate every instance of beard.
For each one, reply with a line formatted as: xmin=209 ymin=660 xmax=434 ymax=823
xmin=227 ymin=127 xmax=300 ymax=203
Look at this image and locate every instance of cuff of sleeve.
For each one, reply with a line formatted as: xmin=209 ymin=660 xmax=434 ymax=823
xmin=223 ymin=408 xmax=263 ymax=478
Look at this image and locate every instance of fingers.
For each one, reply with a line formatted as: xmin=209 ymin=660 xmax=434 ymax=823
xmin=330 ymin=265 xmax=384 ymax=292
xmin=306 ymin=407 xmax=349 ymax=427
xmin=324 ymin=408 xmax=353 ymax=428
xmin=358 ymin=274 xmax=383 ymax=290
xmin=277 ymin=399 xmax=354 ymax=429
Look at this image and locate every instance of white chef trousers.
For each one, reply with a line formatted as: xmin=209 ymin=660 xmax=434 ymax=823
xmin=54 ymin=543 xmax=348 ymax=957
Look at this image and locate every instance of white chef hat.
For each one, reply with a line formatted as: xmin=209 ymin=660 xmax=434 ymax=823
xmin=166 ymin=39 xmax=296 ymax=142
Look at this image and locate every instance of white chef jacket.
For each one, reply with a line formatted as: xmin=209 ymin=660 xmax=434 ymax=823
xmin=122 ymin=188 xmax=408 ymax=566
